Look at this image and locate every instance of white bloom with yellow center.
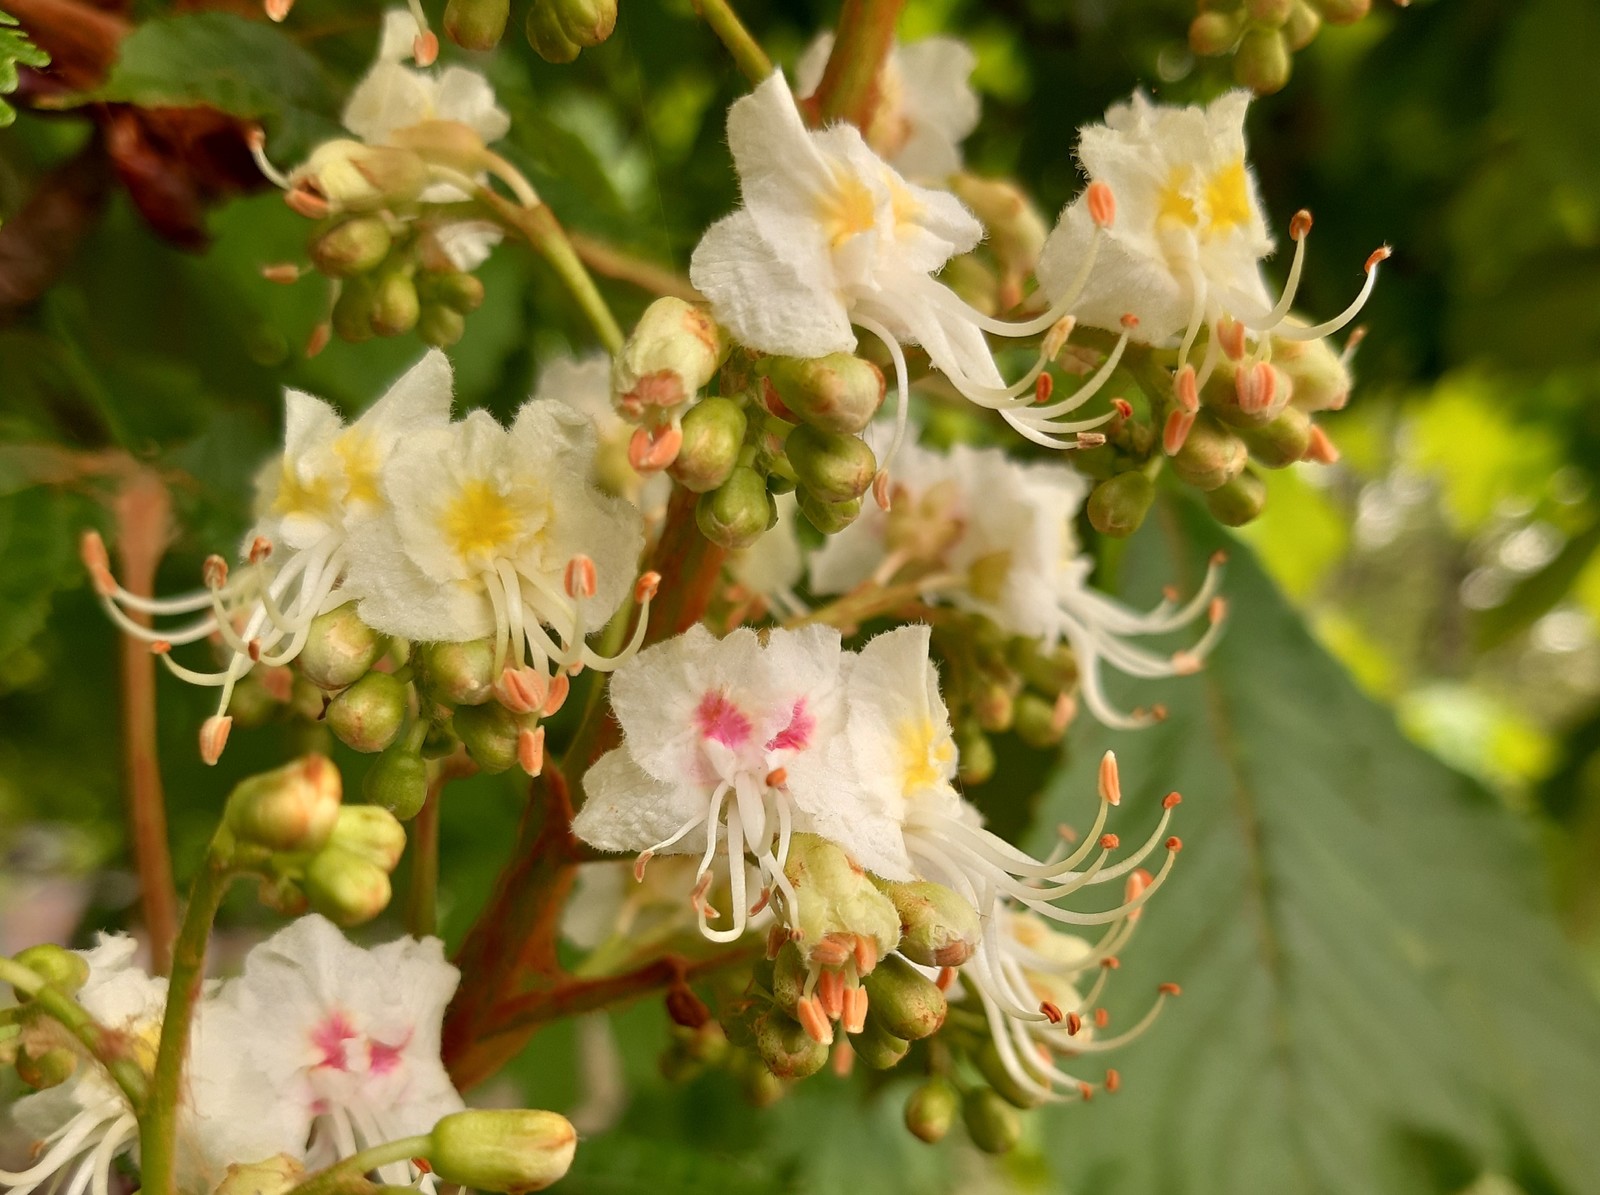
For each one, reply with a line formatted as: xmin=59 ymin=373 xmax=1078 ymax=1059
xmin=534 ymin=353 xmax=670 ymax=515
xmin=84 ymin=352 xmax=454 ymax=764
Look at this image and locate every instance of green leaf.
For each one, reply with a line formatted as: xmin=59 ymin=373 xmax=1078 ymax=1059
xmin=1033 ymin=499 xmax=1600 ymax=1195
xmin=72 ymin=13 xmax=340 ymax=160
xmin=0 ymin=8 xmax=50 ymax=128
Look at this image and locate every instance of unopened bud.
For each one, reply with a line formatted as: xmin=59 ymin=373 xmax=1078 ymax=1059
xmin=1171 ymin=414 xmax=1248 ymax=492
xmin=1189 ymin=9 xmax=1242 ymax=54
xmin=1237 ymin=405 xmax=1313 ymax=468
xmin=612 ymin=298 xmax=726 ymax=416
xmin=214 ymin=1155 xmax=304 ymax=1195
xmin=754 ymin=1011 xmax=829 ymax=1079
xmin=226 ymin=755 xmax=343 ymax=854
xmin=370 ymin=271 xmax=421 ymax=338
xmin=1233 ymin=27 xmax=1291 ymax=94
xmin=786 ymin=425 xmax=876 ymax=504
xmin=861 ymin=955 xmax=946 ymax=1041
xmin=976 ymin=1039 xmax=1048 ymax=1110
xmin=328 ymin=803 xmax=407 ymax=872
xmin=1208 ymin=361 xmax=1292 ymax=427
xmin=770 ymin=941 xmax=807 ymax=1013
xmin=784 ymin=834 xmax=902 ymax=967
xmin=417 ymin=639 xmax=497 ymax=706
xmin=419 ymin=303 xmax=467 ymax=349
xmin=327 ymin=671 xmax=409 ymax=753
xmin=17 ymin=1046 xmax=78 ymax=1090
xmin=304 ymin=845 xmax=391 ymax=926
xmin=432 ymin=271 xmax=486 ymax=314
xmin=453 ymin=701 xmax=524 ymax=774
xmin=299 ymin=606 xmax=387 ymax=691
xmin=444 ymin=0 xmax=510 ymax=49
xmin=949 ymin=175 xmax=1049 ymax=281
xmin=852 ymin=1013 xmax=910 ymax=1070
xmin=12 ymin=945 xmax=89 ymax=996
xmin=550 ymin=0 xmax=615 ymax=46
xmin=361 ymin=741 xmax=430 ymax=820
xmin=668 ymin=397 xmax=747 ymax=493
xmin=1284 ymin=0 xmax=1321 ymax=48
xmin=761 ymin=354 xmax=887 ymax=436
xmin=1248 ymin=0 xmax=1293 ymax=26
xmin=964 ymin=1087 xmax=1024 ymax=1154
xmin=293 ymin=142 xmax=429 ymax=213
xmin=905 ymin=1076 xmax=960 ymax=1144
xmin=310 ymin=216 xmax=393 ymax=277
xmin=1205 ymin=468 xmax=1268 ymax=527
xmin=1314 ymin=0 xmax=1370 ymax=24
xmin=1274 ymin=330 xmax=1351 ymax=413
xmin=524 ymin=1 xmax=579 ymax=61
xmin=880 ymin=880 xmax=980 ymax=968
xmin=697 ymin=467 xmax=774 ymax=551
xmin=1087 ymin=472 xmax=1155 ymax=539
xmin=331 ymin=277 xmax=376 ymax=343
xmin=954 ymin=721 xmax=995 ymax=785
xmin=428 ymin=1109 xmax=577 ymax=1193
xmin=795 ymin=489 xmax=861 ymax=536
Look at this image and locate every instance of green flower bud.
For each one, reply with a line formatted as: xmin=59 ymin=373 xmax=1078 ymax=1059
xmin=226 ymin=755 xmax=343 ymax=854
xmin=429 ymin=1109 xmax=577 ymax=1193
xmin=1205 ymin=468 xmax=1268 ymax=527
xmin=760 ymin=354 xmax=885 ymax=436
xmin=754 ymin=1011 xmax=829 ymax=1079
xmin=1233 ymin=27 xmax=1291 ymax=94
xmin=1284 ymin=0 xmax=1321 ymax=48
xmin=861 ymin=955 xmax=946 ymax=1041
xmin=785 ymin=425 xmax=875 ymax=504
xmin=417 ymin=639 xmax=497 ymax=706
xmin=1013 ymin=691 xmax=1067 ymax=750
xmin=669 ymin=397 xmax=747 ymax=493
xmin=1247 ymin=0 xmax=1292 ymax=26
xmin=971 ymin=678 xmax=1014 ymax=734
xmin=361 ymin=743 xmax=429 ymax=821
xmin=13 ymin=944 xmax=89 ymax=995
xmin=1189 ymin=9 xmax=1242 ymax=54
xmin=770 ymin=942 xmax=807 ymax=1014
xmin=309 ymin=216 xmax=393 ymax=278
xmin=453 ymin=702 xmax=523 ymax=774
xmin=213 ymin=1155 xmax=305 ymax=1195
xmin=975 ymin=1038 xmax=1048 ymax=1109
xmin=419 ymin=303 xmax=467 ymax=349
xmin=371 ymin=271 xmax=421 ymax=338
xmin=551 ymin=0 xmax=616 ymax=46
xmin=17 ymin=1045 xmax=78 ymax=1090
xmin=1273 ymin=330 xmax=1351 ymax=414
xmin=1087 ymin=472 xmax=1155 ymax=539
xmin=697 ymin=467 xmax=774 ymax=551
xmin=432 ymin=270 xmax=486 ymax=314
xmin=1314 ymin=0 xmax=1370 ymax=23
xmin=299 ymin=606 xmax=387 ymax=691
xmin=851 ymin=1012 xmax=910 ymax=1070
xmin=444 ymin=0 xmax=510 ymax=49
xmin=525 ymin=2 xmax=580 ymax=62
xmin=879 ymin=880 xmax=980 ymax=968
xmin=1206 ymin=359 xmax=1292 ymax=428
xmin=1171 ymin=413 xmax=1248 ymax=492
xmin=1237 ymin=405 xmax=1313 ymax=468
xmin=304 ymin=844 xmax=392 ymax=927
xmin=948 ymin=176 xmax=1049 ymax=302
xmin=613 ymin=297 xmax=726 ymax=417
xmin=963 ymin=1087 xmax=1023 ymax=1154
xmin=331 ymin=276 xmax=376 ymax=343
xmin=784 ymin=834 xmax=902 ymax=970
xmin=955 ymin=721 xmax=996 ymax=786
xmin=795 ymin=489 xmax=862 ymax=536
xmin=327 ymin=671 xmax=409 ymax=754
xmin=904 ymin=1076 xmax=960 ymax=1144
xmin=328 ymin=805 xmax=408 ymax=875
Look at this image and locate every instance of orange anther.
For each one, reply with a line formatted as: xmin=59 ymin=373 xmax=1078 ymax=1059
xmin=1162 ymin=792 xmax=1182 ymax=809
xmin=1098 ymin=751 xmax=1121 ymax=806
xmin=1098 ymin=833 xmax=1120 ymax=851
xmin=517 ymin=726 xmax=546 ymax=777
xmin=1040 ymin=1000 xmax=1063 ymax=1024
xmin=1365 ymin=245 xmax=1392 ymax=273
xmin=199 ymin=715 xmax=233 ymax=766
xmin=1087 ymin=181 xmax=1116 ymax=228
xmin=1065 ymin=1011 xmax=1083 ymax=1036
xmin=1289 ymin=209 xmax=1313 ymax=240
xmin=1158 ymin=982 xmax=1183 ymax=997
xmin=635 ymin=571 xmax=662 ymax=603
xmin=765 ymin=767 xmax=788 ymax=788
xmin=1165 ymin=836 xmax=1183 ymax=853
xmin=1163 ymin=408 xmax=1195 ymax=456
xmin=1105 ymin=1068 xmax=1122 ymax=1093
xmin=564 ymin=554 xmax=598 ymax=599
xmin=1035 ymin=372 xmax=1055 ymax=405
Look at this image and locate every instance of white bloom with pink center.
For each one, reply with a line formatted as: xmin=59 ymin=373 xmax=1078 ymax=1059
xmin=572 ymin=624 xmax=908 ymax=942
xmin=192 ymin=915 xmax=463 ymax=1186
xmin=812 ymin=443 xmax=1226 ymax=729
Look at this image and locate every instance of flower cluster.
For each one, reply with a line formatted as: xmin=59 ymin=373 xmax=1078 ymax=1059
xmin=82 ymin=352 xmax=652 ymax=767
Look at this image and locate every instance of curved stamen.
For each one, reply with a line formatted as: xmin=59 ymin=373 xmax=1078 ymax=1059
xmin=1263 ymin=248 xmax=1389 ymax=341
xmin=854 ymin=315 xmax=910 ymax=510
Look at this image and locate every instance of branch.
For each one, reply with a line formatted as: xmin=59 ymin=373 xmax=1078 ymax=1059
xmin=807 ymin=0 xmax=906 ymax=128
xmin=691 ymin=0 xmax=772 ymax=84
xmin=405 ymin=752 xmax=476 ymax=940
xmin=568 ymin=232 xmax=700 ymax=303
xmin=0 ymin=956 xmax=150 ymax=1111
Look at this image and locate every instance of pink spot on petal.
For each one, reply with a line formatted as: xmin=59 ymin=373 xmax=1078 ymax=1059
xmin=310 ymin=1011 xmax=358 ymax=1071
xmin=766 ymin=698 xmax=814 ymax=753
xmin=695 ymin=691 xmax=753 ymax=748
xmin=368 ymin=1036 xmax=408 ymax=1076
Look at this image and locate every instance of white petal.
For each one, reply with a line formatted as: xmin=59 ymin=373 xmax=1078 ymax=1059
xmin=432 ymin=220 xmax=503 ymax=271
xmin=572 ymin=750 xmax=709 ymax=855
xmin=892 ymin=37 xmax=980 ymax=179
xmin=342 ymin=61 xmax=437 ymax=145
xmin=432 ymin=66 xmax=511 ymax=144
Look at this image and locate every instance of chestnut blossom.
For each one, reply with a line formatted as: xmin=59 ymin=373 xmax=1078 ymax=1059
xmin=1037 ymin=91 xmax=1386 ymax=449
xmin=83 ymin=352 xmax=454 ymax=764
xmin=534 ymin=353 xmax=669 ymax=514
xmin=191 ymin=915 xmax=464 ymax=1186
xmin=810 ymin=443 xmax=1226 ymax=729
xmin=572 ymin=624 xmax=909 ymax=942
xmin=794 ymin=33 xmax=980 ymax=180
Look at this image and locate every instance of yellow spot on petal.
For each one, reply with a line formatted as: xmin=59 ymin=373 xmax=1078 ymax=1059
xmin=898 ymin=717 xmax=956 ymax=797
xmin=439 ymin=479 xmax=546 ymax=568
xmin=1156 ymin=165 xmax=1198 ymax=230
xmin=1205 ymin=159 xmax=1252 ymax=235
xmin=817 ymin=166 xmax=877 ymax=249
xmin=334 ymin=429 xmax=382 ymax=507
xmin=272 ymin=462 xmax=336 ymax=522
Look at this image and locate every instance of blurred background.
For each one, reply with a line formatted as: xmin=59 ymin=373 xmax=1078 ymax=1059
xmin=3 ymin=0 xmax=1599 ymax=1191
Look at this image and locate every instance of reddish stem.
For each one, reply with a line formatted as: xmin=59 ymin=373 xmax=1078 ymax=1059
xmin=805 ymin=0 xmax=906 ymax=129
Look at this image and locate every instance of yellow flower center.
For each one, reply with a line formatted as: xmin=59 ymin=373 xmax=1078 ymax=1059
xmin=817 ymin=167 xmax=878 ymax=248
xmin=898 ymin=717 xmax=956 ymax=796
xmin=1156 ymin=165 xmax=1198 ymax=229
xmin=1204 ymin=159 xmax=1251 ymax=234
xmin=439 ymin=479 xmax=546 ymax=568
xmin=334 ymin=429 xmax=383 ymax=507
xmin=272 ymin=461 xmax=336 ymax=522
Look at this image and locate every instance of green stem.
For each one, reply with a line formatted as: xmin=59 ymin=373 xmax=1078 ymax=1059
xmin=282 ymin=1136 xmax=434 ymax=1195
xmin=808 ymin=0 xmax=905 ymax=127
xmin=691 ymin=0 xmax=772 ymax=84
xmin=140 ymin=841 xmax=235 ymax=1195
xmin=476 ymin=187 xmax=624 ymax=353
xmin=0 ymin=957 xmax=149 ymax=1111
xmin=406 ymin=753 xmax=473 ymax=939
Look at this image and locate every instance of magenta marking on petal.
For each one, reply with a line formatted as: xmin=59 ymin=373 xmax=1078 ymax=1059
xmin=310 ymin=1010 xmax=359 ymax=1070
xmin=766 ymin=698 xmax=814 ymax=752
xmin=695 ymin=690 xmax=753 ymax=748
xmin=368 ymin=1034 xmax=410 ymax=1076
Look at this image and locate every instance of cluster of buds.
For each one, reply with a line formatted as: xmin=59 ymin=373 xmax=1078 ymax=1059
xmin=612 ymin=296 xmax=888 ymax=550
xmin=222 ymin=755 xmax=408 ymax=926
xmin=2 ymin=946 xmax=98 ymax=1095
xmin=1189 ymin=0 xmax=1391 ymax=93
xmin=1081 ymin=311 xmax=1357 ymax=535
xmin=524 ymin=0 xmax=618 ymax=61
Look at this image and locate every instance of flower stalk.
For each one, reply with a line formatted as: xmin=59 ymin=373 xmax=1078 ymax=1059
xmin=807 ymin=0 xmax=906 ymax=128
xmin=281 ymin=1136 xmax=434 ymax=1195
xmin=0 ymin=955 xmax=150 ymax=1111
xmin=691 ymin=0 xmax=772 ymax=84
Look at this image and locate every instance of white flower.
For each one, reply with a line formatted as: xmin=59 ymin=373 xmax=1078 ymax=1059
xmin=191 ymin=915 xmax=464 ymax=1187
xmin=342 ymin=398 xmax=652 ymax=736
xmin=794 ymin=34 xmax=980 ymax=180
xmin=811 ymin=442 xmax=1226 ymax=729
xmin=533 ymin=353 xmax=670 ymax=515
xmin=84 ymin=353 xmax=455 ymax=763
xmin=572 ymin=624 xmax=909 ymax=943
xmin=688 ymin=74 xmax=1110 ymax=471
xmin=1036 ymin=91 xmax=1387 ymax=449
